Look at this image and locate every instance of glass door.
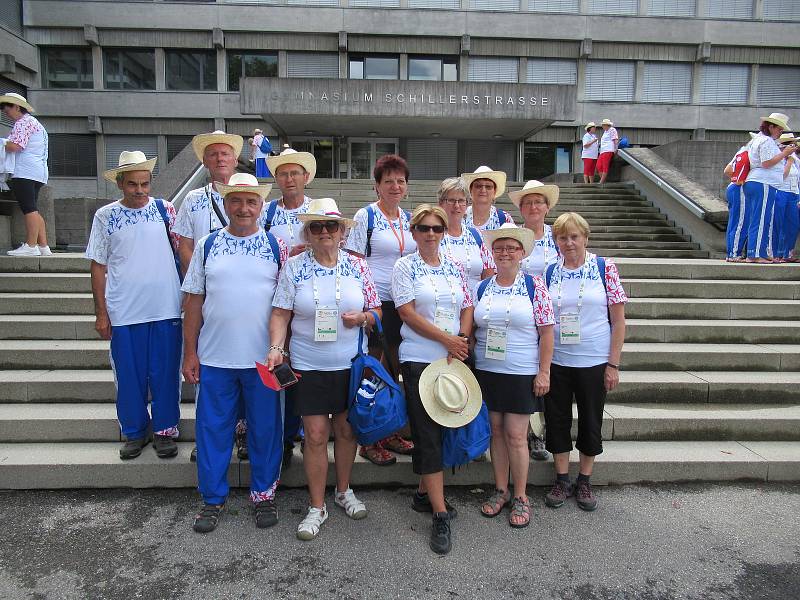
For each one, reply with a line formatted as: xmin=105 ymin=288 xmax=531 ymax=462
xmin=287 ymin=137 xmax=334 ymax=179
xmin=347 ymin=138 xmax=399 ymax=179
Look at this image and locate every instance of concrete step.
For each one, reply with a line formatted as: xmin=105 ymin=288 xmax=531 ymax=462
xmin=0 ymin=315 xmax=96 ymax=339
xmin=588 ymin=249 xmax=709 ymax=258
xmin=0 ymin=214 xmax=11 ymax=250
xmin=614 ymin=258 xmax=800 ymax=281
xmin=548 ymin=207 xmax=662 ymax=217
xmin=626 ymin=298 xmax=800 ymax=320
xmin=0 ymin=255 xmax=89 ymax=273
xmin=0 ymin=273 xmax=91 ymax=293
xmin=0 ymin=440 xmax=795 ymax=488
xmin=584 ymin=241 xmax=700 ymax=250
xmin=0 ymin=340 xmax=110 ymax=369
xmin=590 ymin=226 xmax=683 ymax=234
xmin=587 ymin=233 xmax=690 ymax=242
xmin=0 ymin=293 xmax=94 ymax=315
xmin=626 ymin=319 xmax=800 ymax=344
xmin=623 ymin=279 xmax=800 ymax=300
xmin=621 ymin=343 xmax=800 ymax=372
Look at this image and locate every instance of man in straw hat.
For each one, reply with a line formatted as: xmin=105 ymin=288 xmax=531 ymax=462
xmin=597 ymin=119 xmax=619 ymax=185
xmin=182 ymin=173 xmax=288 ymax=534
xmin=86 ymin=151 xmax=183 ymax=460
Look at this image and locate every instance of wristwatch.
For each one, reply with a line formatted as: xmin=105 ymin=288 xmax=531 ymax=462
xmin=607 ymin=362 xmax=619 ymax=370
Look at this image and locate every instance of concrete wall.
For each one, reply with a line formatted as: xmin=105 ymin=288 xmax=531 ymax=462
xmin=653 ymin=141 xmax=745 ymax=200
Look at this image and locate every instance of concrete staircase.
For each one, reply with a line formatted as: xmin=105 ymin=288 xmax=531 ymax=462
xmin=0 ymin=183 xmax=798 ymax=489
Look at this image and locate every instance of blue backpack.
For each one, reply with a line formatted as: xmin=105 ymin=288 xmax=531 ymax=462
xmin=441 ymin=402 xmax=491 ymax=468
xmin=347 ymin=310 xmax=408 ymax=445
xmin=202 ymin=228 xmax=283 ymax=269
xmin=365 ymin=204 xmax=412 ymax=257
xmin=618 ymin=136 xmax=630 ymax=149
xmin=154 ymin=198 xmax=183 ymax=283
xmin=258 ymin=136 xmax=272 ymax=154
xmin=262 ymin=200 xmax=279 ymax=232
xmin=496 ymin=208 xmax=509 ymax=225
xmin=476 ymin=272 xmax=538 ymax=303
xmin=545 ymin=257 xmax=606 ymax=292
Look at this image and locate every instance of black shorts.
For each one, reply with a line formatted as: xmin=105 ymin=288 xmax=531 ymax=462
xmin=9 ymin=178 xmax=43 ymax=215
xmin=369 ymin=301 xmax=402 ymax=349
xmin=475 ymin=370 xmax=543 ymax=414
xmin=288 ymin=369 xmax=350 ymax=417
xmin=401 ymin=361 xmax=444 ymax=475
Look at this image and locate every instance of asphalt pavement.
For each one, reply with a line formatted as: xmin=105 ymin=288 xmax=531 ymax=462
xmin=0 ymin=482 xmax=797 ymax=600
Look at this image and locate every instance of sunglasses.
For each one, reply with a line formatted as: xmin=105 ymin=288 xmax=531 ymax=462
xmin=307 ymin=220 xmax=341 ymax=235
xmin=413 ymin=224 xmax=445 ymax=234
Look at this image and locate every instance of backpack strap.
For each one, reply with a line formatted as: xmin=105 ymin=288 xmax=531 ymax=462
xmin=596 ymin=256 xmax=607 ymax=293
xmin=544 ymin=262 xmax=557 ymax=289
xmin=468 ymin=227 xmax=482 ymax=247
xmin=365 ymin=205 xmax=376 ymax=258
xmin=202 ymin=229 xmax=221 ymax=268
xmin=496 ymin=208 xmax=507 ymax=224
xmin=266 ymin=230 xmax=282 ymax=269
xmin=263 ymin=199 xmax=279 ymax=232
xmin=154 ymin=199 xmax=182 ymax=282
xmin=476 ymin=277 xmax=491 ymax=301
xmin=523 ymin=273 xmax=536 ymax=304
xmin=208 ymin=186 xmax=227 ymax=229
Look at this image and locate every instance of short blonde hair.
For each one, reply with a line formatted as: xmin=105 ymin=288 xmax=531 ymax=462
xmin=437 ymin=177 xmax=470 ymax=203
xmin=552 ymin=212 xmax=590 ymax=238
xmin=410 ymin=203 xmax=449 ymax=229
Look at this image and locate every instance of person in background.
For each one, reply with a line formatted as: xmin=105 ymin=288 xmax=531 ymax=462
xmin=597 ymin=119 xmax=618 ymax=185
xmin=722 ymin=135 xmax=753 ymax=262
xmin=774 ymin=133 xmax=799 ymax=263
xmin=581 ymin=122 xmax=600 ymax=184
xmin=251 ymin=130 xmax=272 ymax=178
xmin=462 ymin=166 xmax=514 ymax=231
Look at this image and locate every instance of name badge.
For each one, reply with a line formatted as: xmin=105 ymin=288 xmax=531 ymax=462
xmin=434 ymin=307 xmax=456 ymax=335
xmin=315 ymin=309 xmax=338 ymax=342
xmin=485 ymin=327 xmax=507 ymax=360
xmin=559 ymin=313 xmax=581 ymax=345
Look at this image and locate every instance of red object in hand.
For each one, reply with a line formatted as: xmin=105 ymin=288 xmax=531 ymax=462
xmin=255 ymin=361 xmax=300 ymax=391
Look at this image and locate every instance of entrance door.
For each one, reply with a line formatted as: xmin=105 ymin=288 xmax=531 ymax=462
xmin=348 ymin=138 xmax=398 ymax=179
xmin=523 ymin=143 xmax=572 ymax=181
xmin=287 ymin=137 xmax=334 ymax=179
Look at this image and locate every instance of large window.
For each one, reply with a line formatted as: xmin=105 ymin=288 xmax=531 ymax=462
xmin=584 ymin=60 xmax=635 ymax=102
xmin=41 ymin=48 xmax=93 ymax=89
xmin=757 ymin=66 xmax=800 ymax=107
xmin=706 ymin=0 xmax=752 ymax=19
xmin=49 ymin=134 xmax=97 ymax=177
xmin=467 ymin=57 xmax=518 ymax=83
xmin=524 ymin=143 xmax=571 ymax=181
xmin=286 ymin=52 xmax=339 ymax=78
xmin=527 ymin=58 xmax=577 ymax=85
xmin=103 ymin=49 xmax=155 ymax=90
xmin=588 ymin=0 xmax=638 ymax=14
xmin=647 ymin=0 xmax=695 ymax=16
xmin=763 ymin=0 xmax=800 ymax=20
xmin=700 ymin=64 xmax=749 ymax=105
xmin=227 ymin=51 xmax=277 ymax=91
xmin=349 ymin=55 xmax=400 ymax=80
xmin=641 ymin=62 xmax=692 ymax=103
xmin=166 ymin=50 xmax=217 ymax=91
xmin=105 ymin=135 xmax=159 ymax=176
xmin=408 ymin=56 xmax=458 ymax=81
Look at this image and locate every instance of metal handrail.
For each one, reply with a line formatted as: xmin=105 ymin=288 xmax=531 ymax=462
xmin=617 ymin=148 xmax=706 ymax=220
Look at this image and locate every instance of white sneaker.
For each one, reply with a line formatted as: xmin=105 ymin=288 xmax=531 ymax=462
xmin=335 ymin=487 xmax=368 ymax=520
xmin=38 ymin=245 xmax=53 ymax=256
xmin=297 ymin=504 xmax=328 ymax=541
xmin=7 ymin=243 xmax=41 ymax=257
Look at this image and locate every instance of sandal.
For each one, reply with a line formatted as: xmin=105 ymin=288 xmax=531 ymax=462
xmin=378 ymin=433 xmax=414 ymax=455
xmin=297 ymin=505 xmax=328 ymax=541
xmin=509 ymin=496 xmax=531 ymax=529
xmin=334 ymin=487 xmax=367 ymax=520
xmin=480 ymin=489 xmax=510 ymax=518
xmin=359 ymin=444 xmax=396 ymax=466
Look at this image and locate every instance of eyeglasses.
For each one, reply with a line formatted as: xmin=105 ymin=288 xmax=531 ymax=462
xmin=472 ymin=183 xmax=496 ymax=191
xmin=493 ymin=245 xmax=523 ymax=254
xmin=442 ymin=198 xmax=468 ymax=206
xmin=520 ymin=199 xmax=548 ymax=207
xmin=276 ymin=170 xmax=305 ymax=179
xmin=413 ymin=224 xmax=445 ymax=234
xmin=307 ymin=221 xmax=341 ymax=235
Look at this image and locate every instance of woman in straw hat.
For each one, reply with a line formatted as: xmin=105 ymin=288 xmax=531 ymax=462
xmin=511 ymin=180 xmax=561 ymax=278
xmin=473 ymin=224 xmax=554 ymax=528
xmin=597 ymin=119 xmax=618 ymax=185
xmin=581 ymin=122 xmax=600 ymax=184
xmin=722 ymin=134 xmax=756 ymax=262
xmin=391 ymin=203 xmax=474 ymax=554
xmin=543 ymin=212 xmax=627 ymax=513
xmin=269 ymin=197 xmax=381 ymax=541
xmin=744 ymin=113 xmax=797 ymax=262
xmin=437 ymin=176 xmax=495 ymax=293
xmin=1 ymin=92 xmax=51 ymax=256
xmin=462 ymin=165 xmax=515 ymax=231
xmin=773 ymin=133 xmax=800 ymax=262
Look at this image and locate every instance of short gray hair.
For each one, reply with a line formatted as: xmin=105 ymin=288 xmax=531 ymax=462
xmin=437 ymin=177 xmax=469 ymax=203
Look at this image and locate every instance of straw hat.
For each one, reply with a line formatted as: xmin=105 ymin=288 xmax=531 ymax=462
xmin=530 ymin=412 xmax=545 ymax=439
xmin=419 ymin=359 xmax=483 ymax=428
xmin=761 ymin=113 xmax=789 ymax=131
xmin=601 ymin=118 xmax=614 ymax=126
xmin=266 ymin=147 xmax=317 ymax=184
xmin=214 ymin=172 xmax=272 ymax=200
xmin=191 ymin=130 xmax=244 ymax=162
xmin=778 ymin=133 xmax=799 ymax=144
xmin=508 ymin=179 xmax=560 ymax=209
xmin=585 ymin=122 xmax=596 ymax=130
xmin=0 ymin=92 xmax=34 ymax=113
xmin=296 ymin=197 xmax=355 ymax=227
xmin=103 ymin=150 xmax=157 ymax=183
xmin=482 ymin=223 xmax=535 ymax=258
xmin=461 ymin=166 xmax=506 ymax=198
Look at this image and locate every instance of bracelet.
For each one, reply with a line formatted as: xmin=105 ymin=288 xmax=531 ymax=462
xmin=457 ymin=332 xmax=468 ymax=338
xmin=268 ymin=345 xmax=289 ymax=358
xmin=607 ymin=362 xmax=619 ymax=370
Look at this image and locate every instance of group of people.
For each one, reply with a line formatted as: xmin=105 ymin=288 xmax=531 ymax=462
xmin=581 ymin=118 xmax=619 ymax=185
xmin=84 ymin=130 xmax=627 ymax=556
xmin=723 ymin=112 xmax=800 ymax=263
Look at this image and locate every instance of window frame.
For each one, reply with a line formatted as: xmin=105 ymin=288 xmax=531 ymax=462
xmin=41 ymin=47 xmax=94 ymax=90
xmin=103 ymin=47 xmax=156 ymax=91
xmin=227 ymin=51 xmax=278 ymax=91
xmin=348 ymin=54 xmax=400 ymax=80
xmin=407 ymin=55 xmax=458 ymax=81
xmin=165 ymin=49 xmax=218 ymax=92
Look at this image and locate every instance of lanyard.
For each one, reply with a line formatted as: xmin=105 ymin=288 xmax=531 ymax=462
xmin=380 ymin=205 xmax=406 ymax=256
xmin=311 ymin=250 xmax=341 ymax=308
xmin=482 ymin=271 xmax=522 ymax=329
xmin=421 ymin=253 xmax=457 ymax=312
xmin=556 ymin=252 xmax=590 ymax=314
xmin=280 ymin=196 xmax=306 ymax=245
xmin=445 ymin=231 xmax=473 ymax=275
xmin=206 ymin=185 xmax=223 ymax=233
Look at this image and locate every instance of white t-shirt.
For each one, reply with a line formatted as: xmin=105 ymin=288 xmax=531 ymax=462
xmin=272 ymin=250 xmax=381 ymax=371
xmin=599 ymin=127 xmax=619 ymax=154
xmin=778 ymin=156 xmax=799 ymax=194
xmin=747 ymin=133 xmax=784 ymax=188
xmin=548 ymin=254 xmax=627 ymax=368
xmin=8 ymin=114 xmax=48 ymax=183
xmin=86 ymin=198 xmax=182 ymax=326
xmin=473 ymin=273 xmax=555 ymax=375
xmin=345 ymin=202 xmax=417 ymax=302
xmin=463 ymin=205 xmax=515 ymax=231
xmin=253 ymin=134 xmax=268 ymax=160
xmin=440 ymin=228 xmax=495 ymax=293
xmin=181 ymin=228 xmax=288 ymax=369
xmin=521 ymin=224 xmax=560 ymax=277
xmin=259 ymin=196 xmax=311 ymax=249
xmin=392 ymin=252 xmax=473 ymax=364
xmin=581 ymin=133 xmax=599 ymax=160
xmin=173 ymin=184 xmax=229 ymax=240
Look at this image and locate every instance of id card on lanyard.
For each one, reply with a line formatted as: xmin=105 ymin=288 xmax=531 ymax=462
xmin=312 ymin=251 xmax=341 ymax=342
xmin=425 ymin=255 xmax=458 ymax=336
xmin=556 ymin=254 xmax=589 ymax=346
xmin=482 ymin=273 xmax=520 ymax=360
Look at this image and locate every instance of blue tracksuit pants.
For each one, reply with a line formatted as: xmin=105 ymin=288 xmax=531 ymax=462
xmin=774 ymin=191 xmax=800 ymax=258
xmin=743 ymin=181 xmax=776 ymax=259
xmin=196 ymin=365 xmax=283 ymax=505
xmin=725 ymin=183 xmax=749 ymax=259
xmin=110 ymin=318 xmax=182 ymax=440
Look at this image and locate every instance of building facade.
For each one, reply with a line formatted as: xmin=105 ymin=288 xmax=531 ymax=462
xmin=1 ymin=0 xmax=798 ymax=199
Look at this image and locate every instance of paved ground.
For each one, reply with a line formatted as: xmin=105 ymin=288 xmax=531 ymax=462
xmin=0 ymin=483 xmax=797 ymax=600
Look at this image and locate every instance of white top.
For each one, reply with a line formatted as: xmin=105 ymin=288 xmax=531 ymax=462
xmin=778 ymin=155 xmax=799 ymax=194
xmin=440 ymin=228 xmax=495 ymax=292
xmin=253 ymin=134 xmax=269 ymax=160
xmin=8 ymin=114 xmax=48 ymax=183
xmin=463 ymin=205 xmax=515 ymax=231
xmin=272 ymin=250 xmax=380 ymax=371
xmin=521 ymin=224 xmax=559 ymax=277
xmin=549 ymin=254 xmax=628 ymax=368
xmin=392 ymin=252 xmax=473 ymax=364
xmin=182 ymin=228 xmax=288 ymax=369
xmin=345 ymin=202 xmax=417 ymax=302
xmin=581 ymin=132 xmax=600 ymax=159
xmin=173 ymin=184 xmax=229 ymax=240
xmin=258 ymin=196 xmax=311 ymax=249
xmin=473 ymin=273 xmax=555 ymax=375
xmin=86 ymin=198 xmax=182 ymax=326
xmin=599 ymin=127 xmax=619 ymax=154
xmin=746 ymin=133 xmax=784 ymax=188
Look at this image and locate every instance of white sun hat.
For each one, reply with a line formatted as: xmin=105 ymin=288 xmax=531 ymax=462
xmin=761 ymin=112 xmax=789 ymax=131
xmin=266 ymin=147 xmax=317 ymax=184
xmin=507 ymin=179 xmax=560 ymax=209
xmin=0 ymin=92 xmax=34 ymax=113
xmin=461 ymin=165 xmax=507 ymax=198
xmin=191 ymin=130 xmax=244 ymax=161
xmin=214 ymin=172 xmax=272 ymax=200
xmin=103 ymin=150 xmax=157 ymax=183
xmin=419 ymin=359 xmax=483 ymax=428
xmin=296 ymin=197 xmax=355 ymax=227
xmin=482 ymin=223 xmax=535 ymax=258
